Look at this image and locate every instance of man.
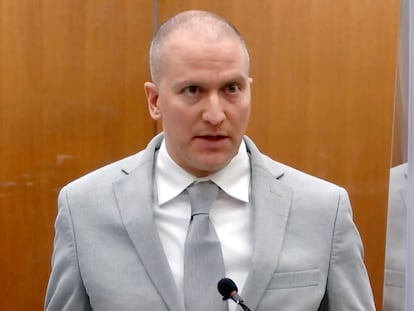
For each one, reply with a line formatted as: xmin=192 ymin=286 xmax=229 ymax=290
xmin=383 ymin=163 xmax=408 ymax=311
xmin=45 ymin=10 xmax=376 ymax=311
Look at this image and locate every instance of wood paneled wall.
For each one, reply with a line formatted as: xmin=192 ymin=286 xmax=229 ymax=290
xmin=0 ymin=1 xmax=154 ymax=309
xmin=0 ymin=0 xmax=399 ymax=310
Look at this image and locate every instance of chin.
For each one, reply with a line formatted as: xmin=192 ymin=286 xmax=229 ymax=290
xmin=194 ymin=159 xmax=231 ymax=176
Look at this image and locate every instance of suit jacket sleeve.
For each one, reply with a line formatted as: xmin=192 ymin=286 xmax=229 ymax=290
xmin=44 ymin=187 xmax=92 ymax=311
xmin=323 ymin=188 xmax=375 ymax=310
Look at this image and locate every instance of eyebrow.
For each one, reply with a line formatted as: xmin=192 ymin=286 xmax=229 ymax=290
xmin=172 ymin=73 xmax=249 ymax=89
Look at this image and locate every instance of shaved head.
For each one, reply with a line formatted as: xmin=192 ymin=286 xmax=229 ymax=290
xmin=149 ymin=10 xmax=250 ymax=84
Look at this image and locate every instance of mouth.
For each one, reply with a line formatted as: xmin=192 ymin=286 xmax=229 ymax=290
xmin=195 ymin=134 xmax=228 ymax=141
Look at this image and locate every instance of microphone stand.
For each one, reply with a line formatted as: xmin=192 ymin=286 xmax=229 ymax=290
xmin=238 ymin=301 xmax=251 ymax=311
xmin=229 ymin=296 xmax=251 ymax=311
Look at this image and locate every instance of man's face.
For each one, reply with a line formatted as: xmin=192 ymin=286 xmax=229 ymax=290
xmin=145 ymin=33 xmax=251 ymax=177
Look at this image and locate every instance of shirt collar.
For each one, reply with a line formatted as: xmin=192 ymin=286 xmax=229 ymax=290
xmin=155 ymin=139 xmax=250 ymax=205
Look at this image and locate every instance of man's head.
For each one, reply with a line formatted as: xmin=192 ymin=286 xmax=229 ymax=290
xmin=148 ymin=10 xmax=250 ymax=84
xmin=144 ymin=10 xmax=252 ymax=177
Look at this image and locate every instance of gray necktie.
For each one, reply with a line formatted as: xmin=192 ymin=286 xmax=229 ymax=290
xmin=184 ymin=181 xmax=228 ymax=311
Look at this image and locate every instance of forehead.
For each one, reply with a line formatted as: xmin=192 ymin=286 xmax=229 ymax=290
xmin=160 ymin=34 xmax=249 ymax=83
xmin=164 ymin=30 xmax=248 ymax=65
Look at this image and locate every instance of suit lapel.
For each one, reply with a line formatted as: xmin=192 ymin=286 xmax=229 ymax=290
xmin=241 ymin=138 xmax=293 ymax=310
xmin=113 ymin=134 xmax=185 ymax=311
xmin=111 ymin=135 xmax=292 ymax=311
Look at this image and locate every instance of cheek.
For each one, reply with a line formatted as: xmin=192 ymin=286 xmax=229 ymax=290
xmin=231 ymin=102 xmax=251 ymax=124
xmin=242 ymin=102 xmax=251 ymax=118
xmin=242 ymin=99 xmax=251 ymax=120
xmin=161 ymin=104 xmax=195 ymax=132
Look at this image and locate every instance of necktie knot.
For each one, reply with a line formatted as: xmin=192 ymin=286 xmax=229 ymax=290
xmin=188 ymin=181 xmax=219 ymax=216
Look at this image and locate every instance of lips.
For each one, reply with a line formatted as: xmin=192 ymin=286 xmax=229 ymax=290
xmin=193 ymin=134 xmax=229 ymax=145
xmin=195 ymin=134 xmax=229 ymax=141
xmin=201 ymin=135 xmax=226 ymax=140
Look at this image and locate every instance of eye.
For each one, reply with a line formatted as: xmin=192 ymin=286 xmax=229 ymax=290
xmin=183 ymin=85 xmax=200 ymax=95
xmin=225 ymin=83 xmax=241 ymax=94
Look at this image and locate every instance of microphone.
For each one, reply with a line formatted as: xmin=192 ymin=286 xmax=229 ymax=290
xmin=217 ymin=278 xmax=252 ymax=311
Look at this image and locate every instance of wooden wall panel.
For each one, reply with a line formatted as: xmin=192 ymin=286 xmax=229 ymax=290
xmin=0 ymin=0 xmax=154 ymax=309
xmin=158 ymin=1 xmax=399 ymax=309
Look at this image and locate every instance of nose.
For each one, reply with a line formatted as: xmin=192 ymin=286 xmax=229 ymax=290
xmin=202 ymin=93 xmax=225 ymax=125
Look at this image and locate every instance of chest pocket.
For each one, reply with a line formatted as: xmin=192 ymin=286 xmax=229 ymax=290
xmin=268 ymin=269 xmax=320 ymax=289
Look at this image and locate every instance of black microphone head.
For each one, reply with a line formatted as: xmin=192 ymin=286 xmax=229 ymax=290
xmin=217 ymin=278 xmax=238 ymax=299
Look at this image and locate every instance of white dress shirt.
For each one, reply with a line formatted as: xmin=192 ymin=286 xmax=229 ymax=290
xmin=153 ymin=139 xmax=252 ymax=311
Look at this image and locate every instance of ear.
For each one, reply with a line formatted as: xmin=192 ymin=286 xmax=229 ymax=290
xmin=144 ymin=82 xmax=161 ymax=120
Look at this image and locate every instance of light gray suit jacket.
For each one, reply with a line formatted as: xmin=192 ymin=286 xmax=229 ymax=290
xmin=45 ymin=134 xmax=375 ymax=310
xmin=383 ymin=163 xmax=408 ymax=311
